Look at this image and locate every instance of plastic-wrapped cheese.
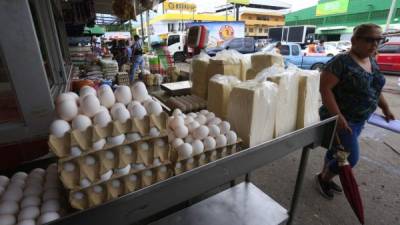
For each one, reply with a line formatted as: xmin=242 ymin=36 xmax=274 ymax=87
xmin=227 ymin=80 xmax=278 ymax=147
xmin=267 ymin=71 xmax=300 ymax=137
xmin=295 ymin=69 xmax=320 ymax=129
xmin=191 ymin=52 xmax=210 ymax=99
xmin=251 ymin=53 xmax=284 ymax=71
xmin=207 ymin=75 xmax=241 ymax=119
xmin=210 ymin=50 xmax=244 ymax=81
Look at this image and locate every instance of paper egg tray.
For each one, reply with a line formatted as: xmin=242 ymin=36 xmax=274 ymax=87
xmin=170 ymin=141 xmax=241 ymax=175
xmin=58 ymin=136 xmax=170 ymax=190
xmin=49 ymin=112 xmax=169 ymax=159
xmin=68 ymin=162 xmax=173 ymax=210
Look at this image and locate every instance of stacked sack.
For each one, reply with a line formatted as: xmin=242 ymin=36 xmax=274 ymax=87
xmin=167 ymin=109 xmax=239 ymax=174
xmin=0 ymin=164 xmax=65 ymax=225
xmin=49 ymin=82 xmax=172 ymax=210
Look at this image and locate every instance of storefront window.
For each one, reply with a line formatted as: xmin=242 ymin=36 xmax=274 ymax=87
xmin=0 ymin=50 xmax=23 ymax=124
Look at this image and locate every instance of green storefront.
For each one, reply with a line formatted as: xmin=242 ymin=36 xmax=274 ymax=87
xmin=285 ymin=0 xmax=400 ymax=41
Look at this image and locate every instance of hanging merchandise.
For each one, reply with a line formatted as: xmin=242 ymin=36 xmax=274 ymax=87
xmin=112 ymin=0 xmax=137 ymax=20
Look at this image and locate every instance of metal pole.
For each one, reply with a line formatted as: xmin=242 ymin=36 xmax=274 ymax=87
xmin=235 ymin=4 xmax=240 ymax=21
xmin=385 ymin=0 xmax=397 ymax=32
xmin=287 ymin=146 xmax=311 ymax=225
xmin=140 ymin=12 xmax=145 ymax=38
xmin=146 ymin=10 xmax=150 ymax=50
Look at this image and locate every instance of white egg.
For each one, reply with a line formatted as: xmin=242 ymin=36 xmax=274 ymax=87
xmin=71 ymin=114 xmax=92 ymax=132
xmin=23 ymin=184 xmax=42 ymax=197
xmin=187 ymin=121 xmax=200 ymax=133
xmin=114 ymin=85 xmax=132 ymax=105
xmin=143 ymin=170 xmax=152 ymax=177
xmin=115 ymin=164 xmax=131 ymax=175
xmin=0 ymin=215 xmax=15 ymax=225
xmin=149 ymin=127 xmax=160 ymax=137
xmin=105 ymin=150 xmax=115 ymax=160
xmin=208 ymin=124 xmax=221 ymax=138
xmin=98 ymin=84 xmax=112 ymax=93
xmin=99 ymin=88 xmax=115 ymax=108
xmin=107 ymin=134 xmax=125 ymax=146
xmin=193 ymin=125 xmax=209 ymax=140
xmin=208 ymin=117 xmax=222 ymax=126
xmin=93 ymin=185 xmax=103 ymax=194
xmin=172 ymin=109 xmax=183 ymax=117
xmin=100 ymin=170 xmax=113 ymax=181
xmin=98 ymin=106 xmax=108 ymax=113
xmin=206 ymin=112 xmax=216 ymax=121
xmin=18 ymin=206 xmax=40 ymax=220
xmin=30 ymin=168 xmax=45 ymax=177
xmin=12 ymin=172 xmax=27 ymax=181
xmin=37 ymin=212 xmax=60 ymax=225
xmin=56 ymin=100 xmax=78 ymax=121
xmin=215 ymin=135 xmax=227 ymax=148
xmin=133 ymin=163 xmax=146 ymax=170
xmin=43 ymin=181 xmax=59 ymax=191
xmin=147 ymin=101 xmax=163 ymax=116
xmin=184 ymin=117 xmax=194 ymax=125
xmin=187 ymin=112 xmax=197 ymax=118
xmin=0 ymin=176 xmax=9 ymax=187
xmin=200 ymin=110 xmax=209 ymax=115
xmin=153 ymin=158 xmax=161 ymax=167
xmin=3 ymin=188 xmax=23 ymax=201
xmin=174 ymin=125 xmax=189 ymax=139
xmin=175 ymin=162 xmax=182 ymax=169
xmin=80 ymin=178 xmax=91 ymax=188
xmin=226 ymin=131 xmax=238 ymax=145
xmin=131 ymin=82 xmax=149 ymax=102
xmin=49 ymin=120 xmax=71 ymax=138
xmin=177 ymin=143 xmax=193 ymax=159
xmin=203 ymin=136 xmax=216 ymax=150
xmin=56 ymin=92 xmax=77 ymax=105
xmin=70 ymin=146 xmax=82 ymax=157
xmin=42 ymin=189 xmax=59 ymax=201
xmin=142 ymin=99 xmax=154 ymax=111
xmin=84 ymin=156 xmax=96 ymax=166
xmin=219 ymin=121 xmax=231 ymax=134
xmin=81 ymin=94 xmax=101 ymax=117
xmin=79 ymin=86 xmax=96 ymax=97
xmin=111 ymin=180 xmax=121 ymax=188
xmin=20 ymin=196 xmax=41 ymax=208
xmin=129 ymin=104 xmax=147 ymax=119
xmin=72 ymin=192 xmax=85 ymax=200
xmin=159 ymin=166 xmax=167 ymax=173
xmin=110 ymin=103 xmax=126 ymax=116
xmin=112 ymin=107 xmax=130 ymax=123
xmin=172 ymin=138 xmax=184 ymax=149
xmin=128 ymin=175 xmax=137 ymax=182
xmin=40 ymin=200 xmax=60 ymax=213
xmin=92 ymin=138 xmax=106 ymax=151
xmin=0 ymin=201 xmax=19 ymax=214
xmin=63 ymin=162 xmax=75 ymax=172
xmin=154 ymin=139 xmax=165 ymax=147
xmin=185 ymin=135 xmax=194 ymax=143
xmin=192 ymin=140 xmax=204 ymax=155
xmin=122 ymin=146 xmax=133 ymax=155
xmin=139 ymin=142 xmax=149 ymax=151
xmin=195 ymin=114 xmax=207 ymax=125
xmin=127 ymin=101 xmax=141 ymax=111
xmin=126 ymin=132 xmax=141 ymax=142
xmin=17 ymin=219 xmax=35 ymax=225
xmin=169 ymin=116 xmax=184 ymax=130
xmin=93 ymin=110 xmax=112 ymax=128
xmin=9 ymin=179 xmax=25 ymax=189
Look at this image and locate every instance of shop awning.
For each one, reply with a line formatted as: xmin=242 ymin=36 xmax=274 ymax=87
xmin=94 ymin=0 xmax=166 ymax=16
xmin=83 ymin=25 xmax=105 ymax=36
xmin=318 ymin=26 xmax=347 ymax=31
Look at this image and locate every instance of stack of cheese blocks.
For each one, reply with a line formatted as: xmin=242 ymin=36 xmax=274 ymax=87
xmin=0 ymin=164 xmax=65 ymax=225
xmin=48 ymin=82 xmax=172 ymax=210
xmin=167 ymin=109 xmax=239 ymax=174
xmin=246 ymin=53 xmax=285 ymax=80
xmin=100 ymin=59 xmax=119 ymax=81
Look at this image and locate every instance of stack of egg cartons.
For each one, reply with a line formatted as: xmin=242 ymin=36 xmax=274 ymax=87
xmin=48 ymin=82 xmax=172 ymax=210
xmin=167 ymin=109 xmax=239 ymax=174
xmin=0 ymin=164 xmax=65 ymax=225
xmin=100 ymin=59 xmax=119 ymax=81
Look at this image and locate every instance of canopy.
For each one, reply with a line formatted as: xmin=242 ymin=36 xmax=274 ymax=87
xmin=84 ymin=25 xmax=105 ymax=36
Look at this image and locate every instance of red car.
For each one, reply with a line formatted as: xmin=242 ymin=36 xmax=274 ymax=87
xmin=376 ymin=42 xmax=400 ymax=75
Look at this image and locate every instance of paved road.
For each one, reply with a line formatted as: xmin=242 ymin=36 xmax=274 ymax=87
xmin=251 ymin=75 xmax=400 ymax=225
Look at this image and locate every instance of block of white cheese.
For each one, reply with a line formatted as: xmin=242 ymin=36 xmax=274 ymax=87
xmin=227 ymin=80 xmax=278 ymax=147
xmin=207 ymin=75 xmax=241 ymax=119
xmin=296 ymin=70 xmax=321 ymax=129
xmin=209 ymin=50 xmax=245 ymax=81
xmin=191 ymin=53 xmax=210 ymax=99
xmin=251 ymin=53 xmax=284 ymax=72
xmin=267 ymin=71 xmax=300 ymax=137
xmin=240 ymin=54 xmax=252 ymax=81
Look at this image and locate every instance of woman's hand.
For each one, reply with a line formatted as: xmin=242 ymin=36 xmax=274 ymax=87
xmin=382 ymin=107 xmax=395 ymax=122
xmin=338 ymin=114 xmax=352 ymax=134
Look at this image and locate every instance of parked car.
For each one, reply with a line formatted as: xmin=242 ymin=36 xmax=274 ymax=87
xmin=324 ymin=41 xmax=351 ymax=51
xmin=303 ymin=45 xmax=344 ymax=57
xmin=261 ymin=42 xmax=332 ymax=70
xmin=376 ymin=42 xmax=400 ymax=75
xmin=206 ymin=37 xmax=259 ymax=56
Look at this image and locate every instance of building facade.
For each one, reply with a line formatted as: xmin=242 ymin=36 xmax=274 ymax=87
xmin=240 ymin=11 xmax=285 ymax=37
xmin=285 ymin=0 xmax=400 ymax=41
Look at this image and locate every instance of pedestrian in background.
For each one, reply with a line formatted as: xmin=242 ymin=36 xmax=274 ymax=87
xmin=317 ymin=40 xmax=326 ymax=53
xmin=316 ymin=23 xmax=395 ymax=199
xmin=130 ymin=35 xmax=144 ymax=82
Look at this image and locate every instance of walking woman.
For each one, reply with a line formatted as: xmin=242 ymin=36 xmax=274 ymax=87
xmin=316 ymin=23 xmax=395 ymax=199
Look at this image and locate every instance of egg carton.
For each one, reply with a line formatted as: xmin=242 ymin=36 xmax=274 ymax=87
xmin=166 ymin=95 xmax=207 ymax=113
xmin=49 ymin=112 xmax=169 ymax=159
xmin=59 ymin=136 xmax=170 ymax=190
xmin=68 ymin=162 xmax=173 ymax=210
xmin=169 ymin=140 xmax=241 ymax=175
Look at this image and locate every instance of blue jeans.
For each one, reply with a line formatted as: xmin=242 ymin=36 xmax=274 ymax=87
xmin=325 ymin=121 xmax=365 ymax=174
xmin=130 ymin=55 xmax=144 ymax=81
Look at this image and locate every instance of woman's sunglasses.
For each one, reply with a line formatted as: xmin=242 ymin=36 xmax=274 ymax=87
xmin=357 ymin=36 xmax=386 ymax=44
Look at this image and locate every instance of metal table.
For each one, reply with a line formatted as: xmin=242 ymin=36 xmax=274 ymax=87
xmin=50 ymin=117 xmax=336 ymax=225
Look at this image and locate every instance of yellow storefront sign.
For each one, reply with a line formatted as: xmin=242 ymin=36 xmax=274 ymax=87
xmin=163 ymin=1 xmax=196 ymax=12
xmin=228 ymin=0 xmax=250 ymax=5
